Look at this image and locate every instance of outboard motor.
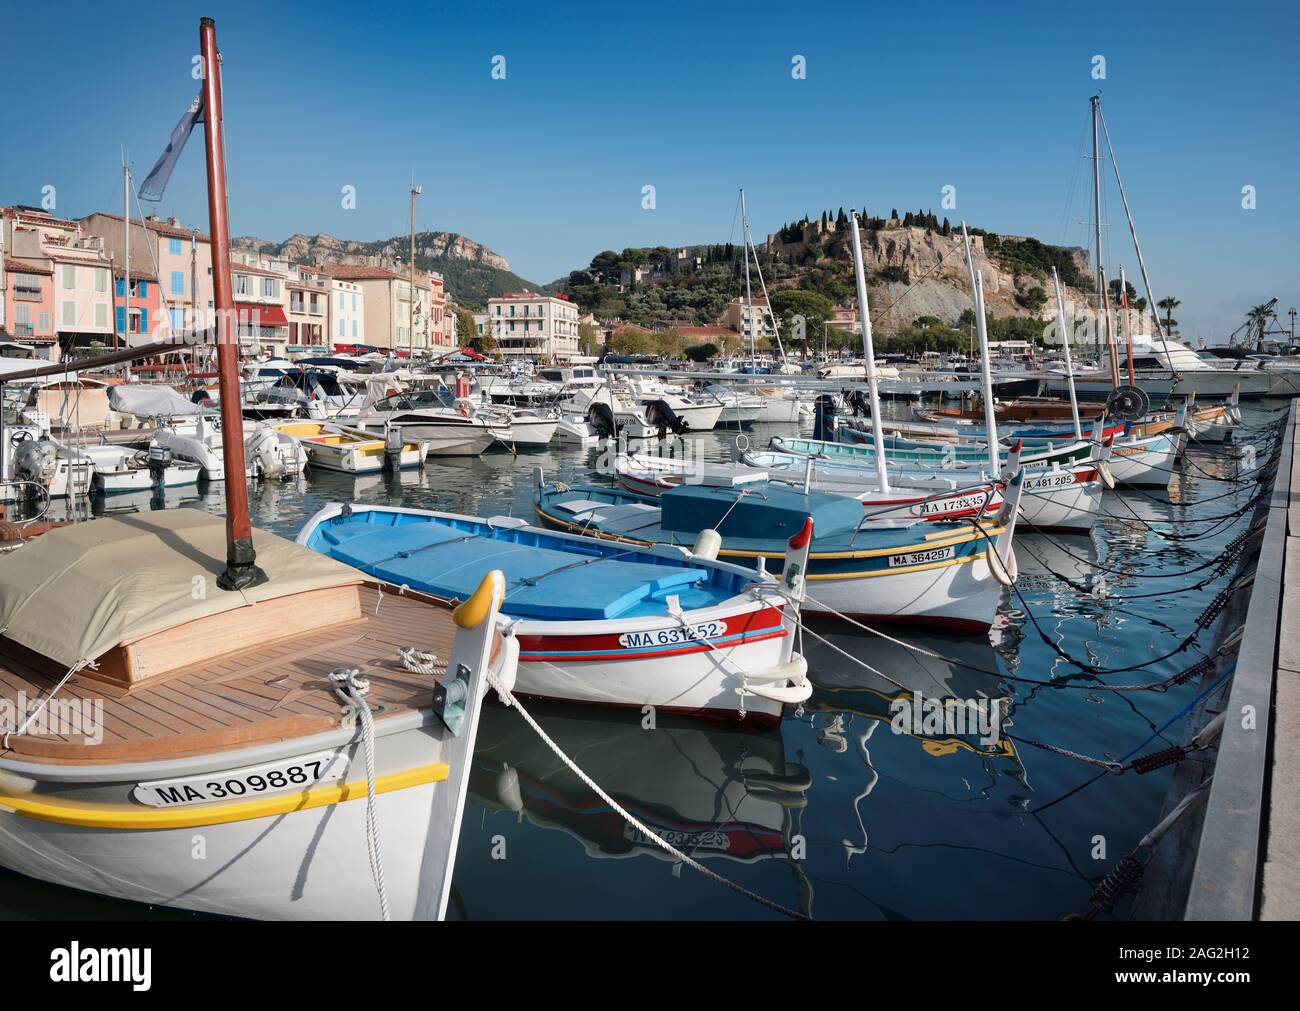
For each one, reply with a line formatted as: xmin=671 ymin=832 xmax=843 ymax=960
xmin=147 ymin=444 xmax=174 ymax=485
xmin=586 ymin=401 xmax=619 ymax=440
xmin=382 ymin=425 xmax=403 ymax=473
xmin=12 ymin=436 xmax=56 ymax=486
xmin=644 ymin=398 xmax=690 ymax=438
xmin=813 ymin=394 xmax=838 ymax=441
xmin=845 ymin=388 xmax=872 ymax=418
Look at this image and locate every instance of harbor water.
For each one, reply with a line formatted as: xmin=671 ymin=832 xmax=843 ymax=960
xmin=0 ymin=403 xmax=1280 ymax=920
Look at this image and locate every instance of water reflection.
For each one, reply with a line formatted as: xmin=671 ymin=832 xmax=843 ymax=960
xmin=467 ymin=699 xmax=816 ymax=916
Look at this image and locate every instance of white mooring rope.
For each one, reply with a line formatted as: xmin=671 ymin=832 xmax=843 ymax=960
xmin=482 ymin=667 xmax=811 ymax=921
xmin=331 ymin=668 xmax=390 ymax=922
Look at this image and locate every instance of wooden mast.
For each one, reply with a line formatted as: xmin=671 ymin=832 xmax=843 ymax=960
xmin=199 ymin=16 xmax=266 ymax=591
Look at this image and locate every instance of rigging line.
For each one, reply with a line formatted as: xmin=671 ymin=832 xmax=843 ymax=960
xmin=974 ymin=518 xmax=1229 ymax=675
xmin=1012 ymin=529 xmax=1237 ymax=602
xmin=1092 ymin=488 xmax=1259 ymax=541
xmin=868 ymin=238 xmax=967 ymax=327
xmin=1012 ymin=574 xmax=1222 ymax=676
xmin=1021 ymin=521 xmax=1250 ymax=578
xmin=1028 ymin=664 xmax=1234 ymax=816
xmin=799 ymin=594 xmax=1216 ymax=693
xmin=1056 ymin=107 xmax=1092 ymax=247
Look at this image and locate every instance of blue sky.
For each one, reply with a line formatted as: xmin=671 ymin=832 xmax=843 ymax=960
xmin=2 ymin=0 xmax=1295 ymax=339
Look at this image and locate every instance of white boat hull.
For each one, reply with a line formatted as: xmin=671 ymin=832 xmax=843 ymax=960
xmin=1018 ymin=472 xmax=1104 ymax=532
xmin=513 ymin=601 xmax=798 ymax=727
xmin=1107 ymin=432 xmax=1180 ymax=487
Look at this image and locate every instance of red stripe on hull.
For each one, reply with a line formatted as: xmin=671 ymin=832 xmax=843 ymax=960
xmin=519 ymin=627 xmax=787 ymax=663
xmin=515 ymin=606 xmax=786 ymax=656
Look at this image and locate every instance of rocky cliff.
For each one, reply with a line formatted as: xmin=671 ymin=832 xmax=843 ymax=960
xmin=231 ymin=230 xmax=511 ymax=273
xmin=801 ymin=223 xmax=1094 ymax=326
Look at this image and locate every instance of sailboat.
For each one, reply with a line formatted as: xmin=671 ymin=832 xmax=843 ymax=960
xmin=0 ymin=17 xmax=518 ymax=921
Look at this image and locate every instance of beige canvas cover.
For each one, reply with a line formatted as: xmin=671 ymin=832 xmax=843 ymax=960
xmin=0 ymin=510 xmax=363 ymax=668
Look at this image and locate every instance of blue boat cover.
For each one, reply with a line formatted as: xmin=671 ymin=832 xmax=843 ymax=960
xmin=659 ymin=482 xmax=865 ymax=540
xmin=309 ymin=510 xmax=737 ymax=620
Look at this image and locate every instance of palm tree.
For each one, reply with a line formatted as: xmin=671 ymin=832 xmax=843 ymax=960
xmin=1157 ymin=296 xmax=1181 ymax=332
xmin=1247 ymin=303 xmax=1274 ymax=346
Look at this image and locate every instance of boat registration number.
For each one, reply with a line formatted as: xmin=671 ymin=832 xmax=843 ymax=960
xmin=133 ymin=750 xmax=348 ymax=808
xmin=1023 ymin=472 xmax=1077 ymax=491
xmin=887 ymin=545 xmax=956 ymax=568
xmin=913 ymin=492 xmax=988 ymax=516
xmin=618 ymin=621 xmax=725 ymax=649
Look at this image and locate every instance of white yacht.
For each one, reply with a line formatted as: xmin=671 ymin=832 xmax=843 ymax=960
xmin=1038 ymin=337 xmax=1273 ymax=400
xmin=349 ymin=386 xmax=497 ymax=456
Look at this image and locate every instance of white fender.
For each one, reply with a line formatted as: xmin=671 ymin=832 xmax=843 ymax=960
xmin=692 ymin=528 xmax=722 ymax=561
xmin=987 ymin=542 xmax=1018 ymax=587
xmin=1096 ymin=437 xmax=1116 ymax=489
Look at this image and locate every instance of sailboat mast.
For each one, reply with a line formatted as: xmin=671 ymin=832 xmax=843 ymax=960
xmin=960 ymin=223 xmax=1000 ymax=478
xmin=1052 ymin=267 xmax=1082 ymax=439
xmin=740 ymin=190 xmax=753 ymax=363
xmin=848 ymin=210 xmax=889 ymax=493
xmin=199 ymin=16 xmax=265 ymax=591
xmin=1120 ymin=264 xmax=1135 ymax=384
xmin=123 ymin=164 xmax=130 ymax=352
xmin=1101 ymin=266 xmax=1120 ymax=387
xmin=1090 ymin=94 xmax=1104 ymax=358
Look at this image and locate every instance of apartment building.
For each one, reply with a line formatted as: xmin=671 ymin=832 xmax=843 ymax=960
xmin=720 ymin=296 xmax=777 ymax=347
xmin=2 ymin=257 xmax=55 ymax=354
xmin=329 ymin=264 xmax=432 ymax=353
xmin=427 ymin=271 xmax=452 ymax=350
xmin=80 ymin=212 xmax=213 ymax=337
xmin=230 ymin=258 xmax=289 ymax=352
xmin=326 ymin=270 xmax=365 ymax=348
xmin=113 ymin=269 xmax=161 ymax=347
xmin=486 ymin=290 xmax=581 ymax=362
xmin=285 ymin=271 xmax=329 ymax=352
xmin=2 ymin=207 xmax=115 ymax=352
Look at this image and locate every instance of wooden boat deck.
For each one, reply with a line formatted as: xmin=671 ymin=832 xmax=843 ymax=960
xmin=0 ymin=585 xmax=461 ymax=765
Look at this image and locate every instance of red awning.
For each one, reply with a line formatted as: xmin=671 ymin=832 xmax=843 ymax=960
xmin=235 ymin=303 xmax=289 ymax=327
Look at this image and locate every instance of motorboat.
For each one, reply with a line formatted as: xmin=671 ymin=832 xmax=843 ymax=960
xmin=347 ymin=384 xmax=497 ymax=457
xmin=264 ymin=419 xmax=425 ymax=473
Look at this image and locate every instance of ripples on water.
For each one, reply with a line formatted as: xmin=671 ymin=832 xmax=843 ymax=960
xmin=1 ymin=404 xmax=1281 ymax=920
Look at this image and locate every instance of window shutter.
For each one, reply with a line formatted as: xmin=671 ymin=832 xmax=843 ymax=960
xmin=140 ymin=308 xmax=149 ymax=333
xmin=116 ymin=306 xmax=126 ymax=332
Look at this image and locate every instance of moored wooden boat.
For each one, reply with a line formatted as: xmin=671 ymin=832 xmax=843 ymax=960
xmin=0 ymin=511 xmax=514 ymax=919
xmin=0 ymin=17 xmax=518 ymax=923
xmin=532 ymin=469 xmax=1025 ymax=634
xmin=266 ymin=419 xmax=423 ymax=473
xmin=297 ymin=502 xmax=813 ymax=727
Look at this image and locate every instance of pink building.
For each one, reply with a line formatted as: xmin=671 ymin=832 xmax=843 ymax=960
xmin=2 ymin=257 xmax=57 ymax=356
xmin=428 ymin=271 xmax=451 ymax=350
